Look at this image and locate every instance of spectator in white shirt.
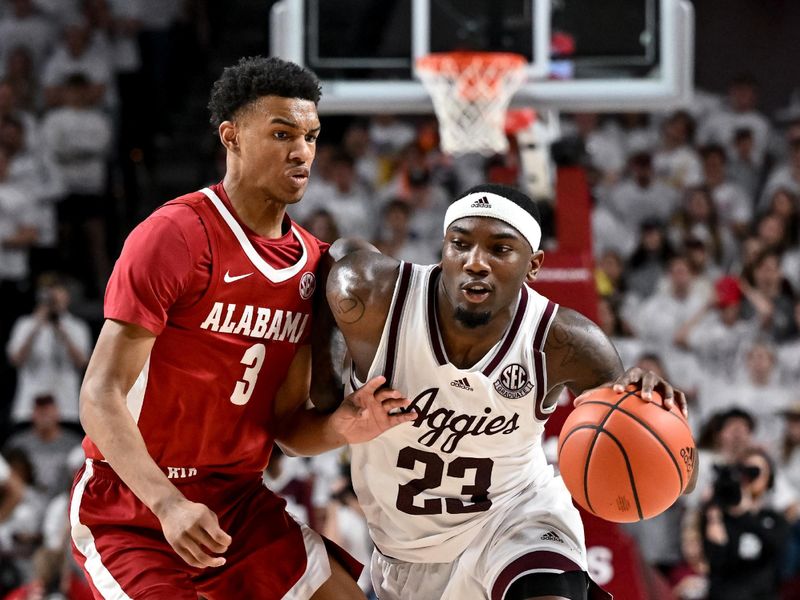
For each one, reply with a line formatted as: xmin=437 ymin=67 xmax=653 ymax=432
xmin=0 ymin=144 xmax=38 ymax=304
xmin=700 ymin=143 xmax=754 ymax=239
xmin=760 ymin=120 xmax=800 ymax=210
xmin=0 ymin=110 xmax=64 ymax=281
xmin=777 ymin=300 xmax=800 ymax=385
xmin=653 ymin=110 xmax=703 ymax=191
xmin=291 ymin=150 xmax=375 ymax=239
xmin=561 ymin=112 xmax=626 ymax=183
xmin=669 ymin=185 xmax=738 ymax=270
xmin=740 ymin=249 xmax=797 ymax=343
xmin=40 ymin=17 xmax=113 ymax=108
xmin=0 ymin=80 xmax=38 ymax=151
xmin=372 ymin=199 xmax=439 ymax=265
xmin=6 ymin=275 xmax=91 ymax=424
xmin=700 ymin=342 xmax=793 ymax=451
xmin=606 ymin=150 xmax=680 ymax=238
xmin=697 ymin=74 xmax=772 ymax=170
xmin=728 ymin=127 xmax=762 ymax=200
xmin=625 ymin=218 xmax=676 ymax=299
xmin=3 ymin=394 xmax=82 ymax=498
xmin=0 ymin=0 xmax=55 ymax=72
xmin=631 ymin=254 xmax=707 ymax=392
xmin=675 ymin=275 xmax=759 ymax=380
xmin=41 ymin=73 xmax=112 ymax=294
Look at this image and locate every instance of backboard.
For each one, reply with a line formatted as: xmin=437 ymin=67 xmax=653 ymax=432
xmin=270 ymin=0 xmax=694 ymax=114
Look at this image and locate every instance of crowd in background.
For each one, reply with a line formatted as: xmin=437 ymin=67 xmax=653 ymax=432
xmin=0 ymin=0 xmax=799 ymax=598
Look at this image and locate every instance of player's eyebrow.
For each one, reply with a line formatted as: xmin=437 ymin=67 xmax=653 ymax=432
xmin=269 ymin=117 xmax=321 ymax=133
xmin=488 ymin=232 xmax=520 ymax=241
xmin=449 ymin=225 xmax=520 ymax=241
xmin=449 ymin=225 xmax=472 ymax=236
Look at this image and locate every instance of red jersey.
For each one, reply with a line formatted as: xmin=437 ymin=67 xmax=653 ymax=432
xmin=83 ymin=183 xmax=328 ymax=475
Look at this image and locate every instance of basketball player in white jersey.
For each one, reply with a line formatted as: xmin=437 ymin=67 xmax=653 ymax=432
xmin=326 ymin=184 xmax=693 ymax=600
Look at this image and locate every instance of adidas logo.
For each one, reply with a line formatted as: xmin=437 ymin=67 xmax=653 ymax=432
xmin=470 ymin=196 xmax=491 ymax=208
xmin=450 ymin=377 xmax=474 ymax=391
xmin=540 ymin=530 xmax=565 ymax=544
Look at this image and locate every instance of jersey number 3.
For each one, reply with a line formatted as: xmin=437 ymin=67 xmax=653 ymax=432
xmin=230 ymin=343 xmax=266 ymax=405
xmin=396 ymin=447 xmax=493 ymax=515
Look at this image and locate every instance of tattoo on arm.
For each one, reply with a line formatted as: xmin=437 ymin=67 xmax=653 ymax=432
xmin=332 ymin=292 xmax=366 ymax=325
xmin=546 ymin=309 xmax=623 ymax=394
xmin=549 ymin=322 xmax=584 ymax=370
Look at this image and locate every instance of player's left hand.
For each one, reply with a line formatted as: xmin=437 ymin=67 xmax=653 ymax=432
xmin=612 ymin=367 xmax=688 ymax=419
xmin=332 ymin=375 xmax=416 ymax=444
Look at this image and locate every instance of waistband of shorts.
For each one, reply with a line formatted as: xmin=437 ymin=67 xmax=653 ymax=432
xmin=84 ymin=458 xmax=264 ymax=485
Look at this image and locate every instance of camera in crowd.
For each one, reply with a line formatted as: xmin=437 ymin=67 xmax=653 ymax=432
xmin=36 ymin=288 xmax=61 ymax=324
xmin=711 ymin=462 xmax=764 ymax=508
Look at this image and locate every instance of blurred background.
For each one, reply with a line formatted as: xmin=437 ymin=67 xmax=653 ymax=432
xmin=0 ymin=0 xmax=798 ymax=598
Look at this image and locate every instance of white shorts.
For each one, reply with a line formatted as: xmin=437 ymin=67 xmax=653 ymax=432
xmin=371 ymin=475 xmax=587 ymax=600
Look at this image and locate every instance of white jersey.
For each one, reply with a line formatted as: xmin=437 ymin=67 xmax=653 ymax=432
xmin=347 ymin=263 xmax=560 ymax=563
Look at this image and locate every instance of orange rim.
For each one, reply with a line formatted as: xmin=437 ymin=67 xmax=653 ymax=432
xmin=416 ymin=51 xmax=527 ymax=73
xmin=416 ymin=52 xmax=527 ymax=101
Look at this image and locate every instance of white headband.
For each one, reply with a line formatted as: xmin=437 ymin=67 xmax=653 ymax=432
xmin=443 ymin=191 xmax=542 ymax=252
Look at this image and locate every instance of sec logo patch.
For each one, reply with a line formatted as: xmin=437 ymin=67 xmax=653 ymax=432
xmin=299 ymin=272 xmax=316 ymax=299
xmin=494 ymin=363 xmax=533 ymax=399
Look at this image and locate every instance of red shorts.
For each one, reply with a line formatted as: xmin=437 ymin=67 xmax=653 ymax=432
xmin=69 ymin=459 xmax=361 ymax=599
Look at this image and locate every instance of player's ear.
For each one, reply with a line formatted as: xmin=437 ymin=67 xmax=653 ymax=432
xmin=219 ymin=120 xmax=239 ymax=153
xmin=526 ymin=250 xmax=545 ymax=283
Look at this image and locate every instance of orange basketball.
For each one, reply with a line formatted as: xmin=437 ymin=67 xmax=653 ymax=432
xmin=557 ymin=386 xmax=696 ymax=523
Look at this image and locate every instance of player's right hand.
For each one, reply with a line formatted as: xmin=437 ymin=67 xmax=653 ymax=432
xmin=157 ymin=498 xmax=232 ymax=569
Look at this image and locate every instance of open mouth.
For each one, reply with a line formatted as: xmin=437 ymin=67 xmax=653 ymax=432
xmin=461 ymin=282 xmax=491 ymax=303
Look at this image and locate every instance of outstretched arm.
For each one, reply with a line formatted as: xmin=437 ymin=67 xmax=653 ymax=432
xmin=274 ymin=346 xmax=415 ymax=456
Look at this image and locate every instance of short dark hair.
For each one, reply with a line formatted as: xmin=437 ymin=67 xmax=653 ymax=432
xmin=699 ymin=143 xmax=727 ymax=162
xmin=207 ymin=56 xmax=322 ymax=128
xmin=454 ymin=183 xmax=542 ymax=226
xmin=717 ymin=407 xmax=756 ymax=432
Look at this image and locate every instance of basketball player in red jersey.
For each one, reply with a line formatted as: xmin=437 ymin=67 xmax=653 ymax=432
xmin=70 ymin=56 xmax=415 ymax=599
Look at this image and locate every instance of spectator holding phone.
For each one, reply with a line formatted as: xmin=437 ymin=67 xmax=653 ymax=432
xmin=5 ymin=274 xmax=91 ymax=427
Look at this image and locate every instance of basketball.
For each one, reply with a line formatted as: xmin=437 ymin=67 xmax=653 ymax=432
xmin=557 ymin=386 xmax=696 ymax=523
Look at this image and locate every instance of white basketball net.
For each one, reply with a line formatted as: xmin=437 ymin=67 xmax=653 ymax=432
xmin=417 ymin=53 xmax=528 ymax=156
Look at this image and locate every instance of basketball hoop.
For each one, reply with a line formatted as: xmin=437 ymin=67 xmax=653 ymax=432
xmin=416 ymin=52 xmax=528 ymax=156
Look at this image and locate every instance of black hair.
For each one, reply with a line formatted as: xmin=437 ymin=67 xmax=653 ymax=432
xmin=3 ymin=447 xmax=36 ymax=486
xmin=666 ymin=109 xmax=697 ymax=143
xmin=699 ymin=143 xmax=727 ymax=162
xmin=730 ymin=73 xmax=757 ymax=89
xmin=717 ymin=407 xmax=757 ymax=433
xmin=208 ymin=56 xmax=322 ymax=128
xmin=454 ymin=183 xmax=542 ymax=226
xmin=383 ymin=198 xmax=411 ymax=216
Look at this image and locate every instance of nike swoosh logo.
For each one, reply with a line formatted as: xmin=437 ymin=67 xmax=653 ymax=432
xmin=223 ymin=270 xmax=254 ymax=283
